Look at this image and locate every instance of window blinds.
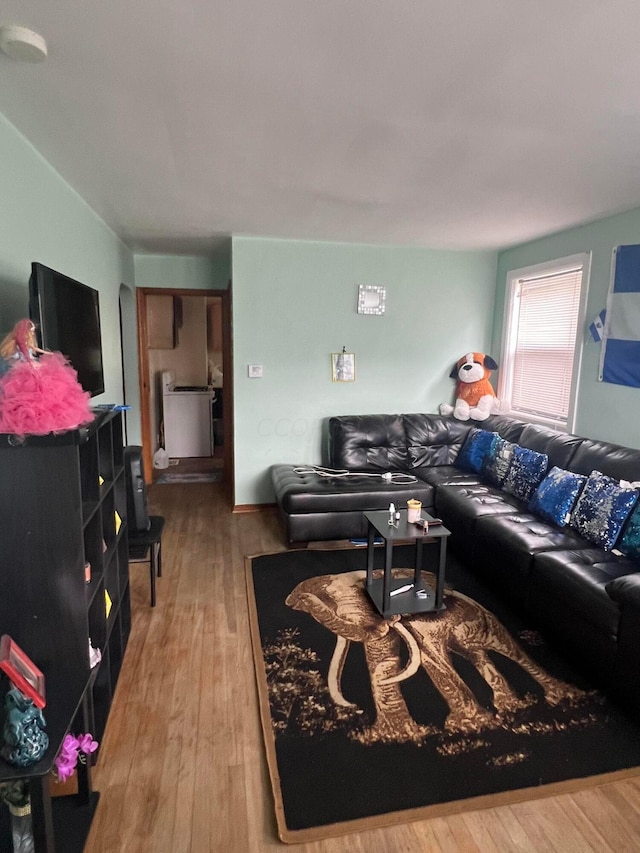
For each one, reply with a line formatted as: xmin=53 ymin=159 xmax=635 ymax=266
xmin=510 ymin=267 xmax=583 ymax=422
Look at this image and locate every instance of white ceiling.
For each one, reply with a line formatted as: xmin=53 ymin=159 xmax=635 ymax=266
xmin=2 ymin=1 xmax=640 ymax=255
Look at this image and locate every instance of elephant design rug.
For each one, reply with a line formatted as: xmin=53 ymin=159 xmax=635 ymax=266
xmin=246 ymin=546 xmax=640 ymax=843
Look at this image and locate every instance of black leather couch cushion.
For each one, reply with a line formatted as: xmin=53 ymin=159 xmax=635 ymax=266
xmin=605 ymin=572 xmax=640 ymax=709
xmin=284 ymin=510 xmax=375 ymax=543
xmin=482 ymin=414 xmax=529 ymax=443
xmin=474 ymin=515 xmax=596 ymax=605
xmin=328 ymin=414 xmax=409 ymax=470
xmin=272 ymin=465 xmax=434 ymax=515
xmin=529 ymin=548 xmax=635 ymax=636
xmin=569 ymin=437 xmax=640 ymax=481
xmin=416 ymin=465 xmax=483 ymax=488
xmin=403 ymin=413 xmax=470 ymax=467
xmin=435 ymin=484 xmax=522 ymax=536
xmin=517 ymin=424 xmax=584 ymax=471
xmin=526 ymin=549 xmax=639 ymax=682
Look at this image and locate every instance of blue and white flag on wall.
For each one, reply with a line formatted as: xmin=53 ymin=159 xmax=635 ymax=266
xmin=599 ymin=244 xmax=640 ymax=387
xmin=589 ymin=309 xmax=606 ymax=342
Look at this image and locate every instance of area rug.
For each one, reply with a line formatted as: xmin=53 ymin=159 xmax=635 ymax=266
xmin=246 ymin=545 xmax=640 ymax=843
xmin=154 ymin=471 xmax=223 ymax=484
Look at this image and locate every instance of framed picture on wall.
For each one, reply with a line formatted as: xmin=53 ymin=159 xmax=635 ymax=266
xmin=331 ymin=352 xmax=356 ymax=382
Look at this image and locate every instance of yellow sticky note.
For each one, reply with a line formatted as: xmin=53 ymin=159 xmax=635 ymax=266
xmin=114 ymin=511 xmax=122 ymax=535
xmin=105 ymin=589 xmax=112 ymax=619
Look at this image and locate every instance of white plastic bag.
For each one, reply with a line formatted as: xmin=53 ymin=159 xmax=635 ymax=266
xmin=153 ymin=447 xmax=169 ymax=469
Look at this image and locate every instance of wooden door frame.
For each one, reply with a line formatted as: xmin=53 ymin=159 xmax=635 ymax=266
xmin=135 ymin=285 xmax=234 ymax=506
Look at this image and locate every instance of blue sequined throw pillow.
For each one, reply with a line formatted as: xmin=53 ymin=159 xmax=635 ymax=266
xmin=455 ymin=429 xmax=499 ymax=474
xmin=614 ymin=496 xmax=640 ymax=561
xmin=482 ymin=437 xmax=515 ymax=486
xmin=528 ymin=466 xmax=587 ymax=527
xmin=570 ymin=470 xmax=639 ymax=550
xmin=502 ymin=445 xmax=549 ymax=502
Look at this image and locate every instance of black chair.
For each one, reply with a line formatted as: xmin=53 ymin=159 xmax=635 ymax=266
xmin=128 ymin=515 xmax=165 ymax=607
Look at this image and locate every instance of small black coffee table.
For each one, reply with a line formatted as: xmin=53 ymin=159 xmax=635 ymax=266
xmin=364 ymin=509 xmax=451 ymax=618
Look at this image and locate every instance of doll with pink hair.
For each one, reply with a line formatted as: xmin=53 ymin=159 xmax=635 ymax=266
xmin=0 ymin=319 xmax=93 ymax=435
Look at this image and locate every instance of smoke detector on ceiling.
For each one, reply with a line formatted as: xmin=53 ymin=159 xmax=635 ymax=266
xmin=0 ymin=25 xmax=47 ymax=63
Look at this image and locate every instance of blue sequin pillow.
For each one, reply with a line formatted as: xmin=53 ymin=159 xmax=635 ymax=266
xmin=528 ymin=467 xmax=587 ymax=527
xmin=570 ymin=470 xmax=638 ymax=550
xmin=619 ymin=501 xmax=640 ymax=562
xmin=455 ymin=429 xmax=499 ymax=474
xmin=482 ymin=437 xmax=515 ymax=486
xmin=502 ymin=445 xmax=549 ymax=502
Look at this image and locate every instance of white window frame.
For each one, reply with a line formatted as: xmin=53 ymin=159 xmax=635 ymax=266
xmin=498 ymin=253 xmax=591 ymax=433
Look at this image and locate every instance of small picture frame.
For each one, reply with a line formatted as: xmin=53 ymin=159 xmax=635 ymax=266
xmin=331 ymin=352 xmax=356 ymax=382
xmin=0 ymin=635 xmax=46 ymax=709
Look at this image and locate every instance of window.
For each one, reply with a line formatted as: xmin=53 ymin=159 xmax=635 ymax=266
xmin=498 ymin=253 xmax=590 ymax=431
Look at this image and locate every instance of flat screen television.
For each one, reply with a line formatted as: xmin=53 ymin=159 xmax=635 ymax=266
xmin=29 ymin=262 xmax=105 ymax=398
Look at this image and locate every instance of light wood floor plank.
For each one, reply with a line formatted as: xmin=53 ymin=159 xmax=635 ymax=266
xmin=571 ymin=785 xmax=640 ymax=852
xmin=516 ymin=796 xmax=604 ymax=853
xmin=429 ymin=813 xmax=482 ymax=852
xmin=557 ymin=794 xmax=615 ymax=852
xmin=84 ymin=482 xmax=640 ymax=852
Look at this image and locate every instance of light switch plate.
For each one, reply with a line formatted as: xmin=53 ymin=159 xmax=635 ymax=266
xmin=248 ymin=364 xmax=264 ymax=378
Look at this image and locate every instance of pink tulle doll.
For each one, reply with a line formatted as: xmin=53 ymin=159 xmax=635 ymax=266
xmin=0 ymin=319 xmax=93 ymax=436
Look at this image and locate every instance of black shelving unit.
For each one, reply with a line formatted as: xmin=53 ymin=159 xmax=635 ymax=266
xmin=0 ymin=410 xmax=130 ymax=852
xmin=78 ymin=410 xmax=131 ymax=745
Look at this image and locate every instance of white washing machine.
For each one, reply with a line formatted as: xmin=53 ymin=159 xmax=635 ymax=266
xmin=162 ymin=371 xmax=214 ymax=458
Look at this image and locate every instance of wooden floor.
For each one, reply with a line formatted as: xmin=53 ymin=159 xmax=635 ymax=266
xmin=85 ymin=482 xmax=640 ymax=852
xmin=151 ymin=448 xmax=224 ymax=482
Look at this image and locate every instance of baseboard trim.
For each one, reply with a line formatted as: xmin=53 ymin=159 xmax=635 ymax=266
xmin=233 ymin=502 xmax=276 ymax=513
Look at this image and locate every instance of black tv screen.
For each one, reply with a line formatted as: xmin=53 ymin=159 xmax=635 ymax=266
xmin=29 ymin=262 xmax=105 ymax=398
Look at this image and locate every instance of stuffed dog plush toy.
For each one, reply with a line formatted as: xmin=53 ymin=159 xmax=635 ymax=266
xmin=439 ymin=352 xmax=500 ymax=421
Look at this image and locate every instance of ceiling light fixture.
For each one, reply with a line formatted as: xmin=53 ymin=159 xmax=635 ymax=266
xmin=0 ymin=25 xmax=47 ymax=63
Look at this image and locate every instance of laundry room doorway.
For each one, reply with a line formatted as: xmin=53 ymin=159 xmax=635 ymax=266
xmin=136 ymin=286 xmax=234 ymax=504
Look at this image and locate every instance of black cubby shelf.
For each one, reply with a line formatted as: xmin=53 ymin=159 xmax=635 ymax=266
xmin=0 ymin=410 xmax=130 ymax=852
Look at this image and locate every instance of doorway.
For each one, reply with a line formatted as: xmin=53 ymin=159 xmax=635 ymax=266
xmin=118 ymin=282 xmax=138 ymax=446
xmin=135 ymin=286 xmax=234 ymax=505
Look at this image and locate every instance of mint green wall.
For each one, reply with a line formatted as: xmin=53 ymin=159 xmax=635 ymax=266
xmin=232 ymin=237 xmax=497 ymax=504
xmin=133 ymin=252 xmax=230 ymax=290
xmin=0 ymin=112 xmax=138 ymax=436
xmin=494 ymin=207 xmax=640 ymax=449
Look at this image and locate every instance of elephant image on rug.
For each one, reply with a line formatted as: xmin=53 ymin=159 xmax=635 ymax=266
xmin=285 ymin=568 xmax=588 ymax=745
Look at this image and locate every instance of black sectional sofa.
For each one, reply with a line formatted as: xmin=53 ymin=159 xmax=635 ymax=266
xmin=271 ymin=413 xmax=640 ymax=715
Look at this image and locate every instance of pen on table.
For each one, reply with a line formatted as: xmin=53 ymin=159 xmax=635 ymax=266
xmin=390 ymin=583 xmax=413 ymax=597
